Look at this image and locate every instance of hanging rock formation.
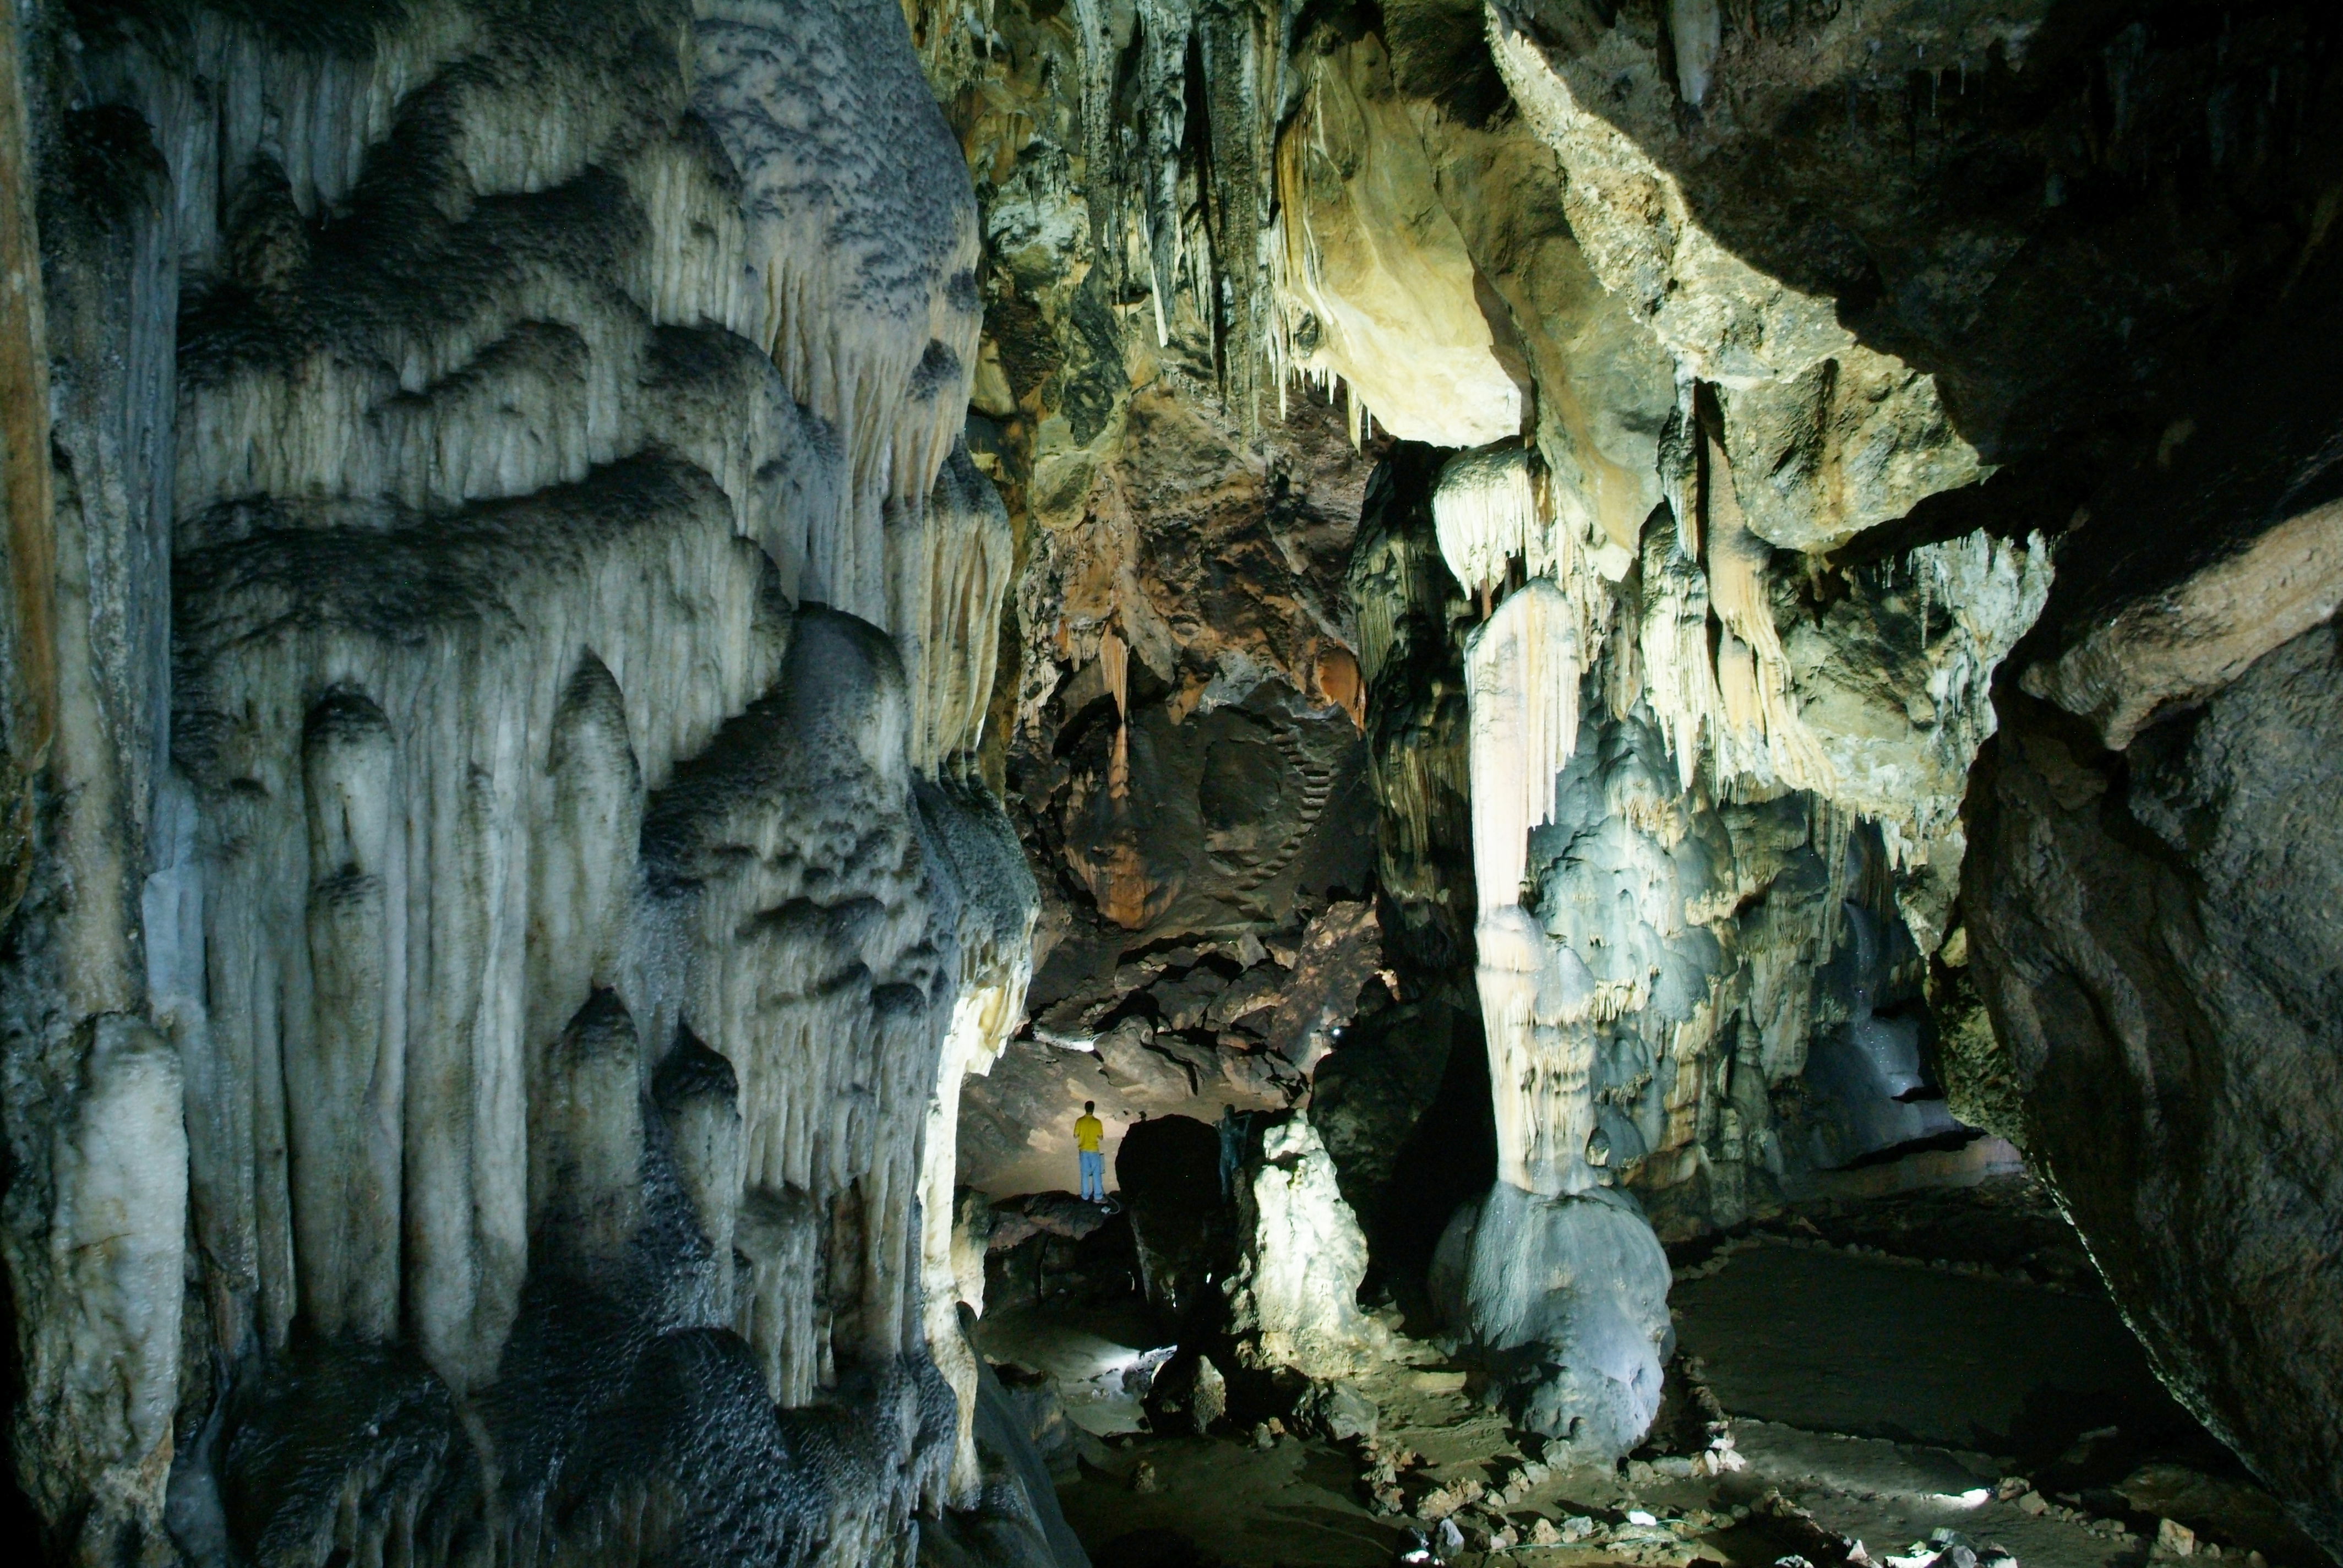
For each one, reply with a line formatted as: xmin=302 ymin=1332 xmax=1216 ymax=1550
xmin=2 ymin=1 xmax=1056 ymax=1563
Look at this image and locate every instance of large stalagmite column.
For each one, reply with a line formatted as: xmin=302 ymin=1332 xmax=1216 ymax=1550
xmin=901 ymin=450 xmax=1034 ymax=1502
xmin=918 ymin=944 xmax=1029 ymax=1502
xmin=1439 ymin=449 xmax=1675 ymax=1463
xmin=293 ymin=690 xmax=405 ymax=1343
xmin=1465 ymin=581 xmax=1585 ymax=1197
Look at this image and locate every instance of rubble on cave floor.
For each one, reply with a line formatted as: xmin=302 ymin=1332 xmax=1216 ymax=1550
xmin=980 ymin=1185 xmax=2322 ymax=1568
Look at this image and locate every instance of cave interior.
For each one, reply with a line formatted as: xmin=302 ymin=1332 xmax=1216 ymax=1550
xmin=0 ymin=2 xmax=2338 ymax=1567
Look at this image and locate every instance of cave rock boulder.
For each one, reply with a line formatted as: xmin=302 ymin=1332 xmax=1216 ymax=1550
xmin=1225 ymin=1113 xmax=1383 ymax=1379
xmin=1431 ymin=1182 xmax=1673 ymax=1463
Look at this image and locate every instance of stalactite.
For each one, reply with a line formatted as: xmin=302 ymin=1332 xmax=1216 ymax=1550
xmin=656 ymin=1029 xmax=745 ymax=1322
xmin=1669 ymin=0 xmax=1723 ymax=108
xmin=1439 ymin=365 xmax=2042 ymax=1464
xmin=1697 ymin=425 xmax=1836 ymax=797
xmin=912 ymin=772 xmax=1037 ymax=1503
xmin=888 ymin=442 xmax=1017 ymax=776
xmin=693 ymin=0 xmax=982 ymax=620
xmin=1435 ymin=442 xmax=1544 ymax=602
xmin=531 ymin=990 xmax=647 ymax=1272
xmin=1464 ymin=580 xmax=1579 ymax=919
xmin=1199 ymin=0 xmax=1271 ymax=429
xmin=1102 ymin=622 xmax=1132 ymax=799
xmin=7 ymin=3 xmax=1043 ymax=1560
xmin=1267 ymin=35 xmax=1525 ymax=447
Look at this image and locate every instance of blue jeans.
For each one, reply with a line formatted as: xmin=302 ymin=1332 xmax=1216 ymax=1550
xmin=1078 ymin=1149 xmax=1105 ymax=1201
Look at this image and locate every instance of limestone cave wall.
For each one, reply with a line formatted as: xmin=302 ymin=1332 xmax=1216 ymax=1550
xmin=0 ymin=2 xmax=1059 ymax=1564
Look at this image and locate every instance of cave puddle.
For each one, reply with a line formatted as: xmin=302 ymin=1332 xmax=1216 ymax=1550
xmin=1672 ymin=1241 xmax=2169 ymax=1449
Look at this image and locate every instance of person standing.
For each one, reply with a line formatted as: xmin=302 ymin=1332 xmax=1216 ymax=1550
xmin=1075 ymin=1101 xmax=1106 ymax=1202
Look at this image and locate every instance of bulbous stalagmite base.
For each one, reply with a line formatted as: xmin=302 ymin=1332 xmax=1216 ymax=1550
xmin=1432 ymin=1182 xmax=1672 ymax=1462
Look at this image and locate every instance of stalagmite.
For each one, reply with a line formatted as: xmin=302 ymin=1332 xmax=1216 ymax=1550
xmin=15 ymin=1017 xmax=187 ymax=1559
xmin=1453 ymin=563 xmax=1675 ymax=1462
xmin=1434 ymin=1182 xmax=1672 ymax=1460
xmin=531 ymin=989 xmax=646 ymax=1272
xmin=293 ymin=689 xmax=404 ymax=1344
xmin=1226 ymin=1113 xmax=1382 ymax=1380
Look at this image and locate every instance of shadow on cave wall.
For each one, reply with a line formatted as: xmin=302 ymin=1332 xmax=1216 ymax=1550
xmin=1326 ymin=998 xmax=1497 ymax=1333
xmin=0 ymin=1218 xmax=37 ymax=1562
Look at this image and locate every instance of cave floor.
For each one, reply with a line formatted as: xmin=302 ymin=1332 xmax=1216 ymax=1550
xmin=1057 ymin=1429 xmax=1414 ymax=1567
xmin=1012 ymin=1188 xmax=2317 ymax=1568
xmin=1671 ymin=1237 xmax=2179 ymax=1452
xmin=974 ymin=1302 xmax=1169 ymax=1437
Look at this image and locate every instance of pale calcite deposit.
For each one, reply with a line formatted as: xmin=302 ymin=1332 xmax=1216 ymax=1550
xmin=6 ymin=2 xmax=1044 ymax=1562
xmin=1271 ymin=32 xmax=1523 ymax=447
xmin=1225 ymin=1112 xmax=1385 ymax=1380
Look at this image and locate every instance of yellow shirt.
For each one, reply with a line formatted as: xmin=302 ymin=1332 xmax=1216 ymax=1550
xmin=1074 ymin=1114 xmax=1103 ymax=1153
